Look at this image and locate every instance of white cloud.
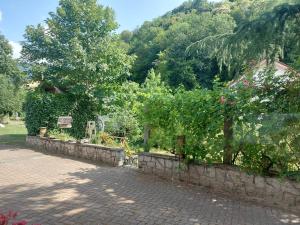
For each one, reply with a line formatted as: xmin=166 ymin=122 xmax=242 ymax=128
xmin=9 ymin=41 xmax=22 ymax=59
xmin=0 ymin=10 xmax=2 ymax=22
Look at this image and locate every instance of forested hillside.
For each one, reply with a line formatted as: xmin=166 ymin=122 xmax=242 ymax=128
xmin=122 ymin=0 xmax=299 ymax=89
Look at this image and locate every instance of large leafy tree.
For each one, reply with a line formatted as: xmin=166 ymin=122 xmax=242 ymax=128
xmin=22 ymin=0 xmax=134 ymax=97
xmin=0 ymin=34 xmax=25 ymax=117
xmin=128 ymin=0 xmax=236 ymax=89
xmin=157 ymin=12 xmax=235 ymax=89
xmin=192 ymin=0 xmax=300 ymax=74
xmin=22 ymin=0 xmax=134 ymax=138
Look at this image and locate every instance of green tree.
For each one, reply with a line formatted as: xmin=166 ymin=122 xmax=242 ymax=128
xmin=128 ymin=0 xmax=235 ymax=89
xmin=192 ymin=0 xmax=300 ymax=74
xmin=0 ymin=34 xmax=25 ymax=118
xmin=22 ymin=0 xmax=134 ymax=138
xmin=22 ymin=0 xmax=134 ymax=97
xmin=157 ymin=12 xmax=235 ymax=89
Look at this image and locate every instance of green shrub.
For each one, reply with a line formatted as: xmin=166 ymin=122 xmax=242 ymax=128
xmin=24 ymin=91 xmax=97 ymax=139
xmin=143 ymin=88 xmax=224 ymax=162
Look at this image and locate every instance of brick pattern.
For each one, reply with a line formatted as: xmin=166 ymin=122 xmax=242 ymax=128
xmin=0 ymin=145 xmax=299 ymax=225
xmin=26 ymin=136 xmax=125 ymax=167
xmin=138 ymin=152 xmax=300 ymax=214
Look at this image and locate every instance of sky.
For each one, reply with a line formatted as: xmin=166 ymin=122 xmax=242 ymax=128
xmin=0 ymin=0 xmax=218 ymax=58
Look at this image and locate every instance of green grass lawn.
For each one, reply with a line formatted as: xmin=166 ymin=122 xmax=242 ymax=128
xmin=0 ymin=121 xmax=27 ymax=146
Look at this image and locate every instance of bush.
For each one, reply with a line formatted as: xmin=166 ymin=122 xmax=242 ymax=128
xmin=24 ymin=91 xmax=97 ymax=139
xmin=142 ymin=70 xmax=300 ymax=177
xmin=232 ymin=70 xmax=300 ymax=175
xmin=143 ymin=88 xmax=224 ymax=162
xmin=105 ymin=109 xmax=142 ymax=142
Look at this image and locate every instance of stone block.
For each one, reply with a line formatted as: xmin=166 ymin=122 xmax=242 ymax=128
xmin=223 ymin=181 xmax=234 ymax=191
xmin=189 ymin=175 xmax=200 ymax=185
xmin=215 ymin=168 xmax=226 ymax=183
xmin=179 ymin=171 xmax=189 ymax=182
xmin=203 ymin=166 xmax=215 ymax=178
xmin=117 ymin=159 xmax=124 ymax=167
xmin=154 ymin=168 xmax=165 ymax=177
xmin=281 ymin=181 xmax=300 ymax=196
xmin=165 ymin=159 xmax=173 ymax=169
xmin=240 ymin=173 xmax=254 ymax=186
xmin=283 ymin=192 xmax=296 ymax=207
xmin=147 ymin=161 xmax=155 ymax=168
xmin=296 ymin=196 xmax=300 ymax=206
xmin=162 ymin=168 xmax=173 ymax=179
xmin=173 ymin=161 xmax=180 ymax=170
xmin=138 ymin=155 xmax=144 ymax=162
xmin=155 ymin=158 xmax=165 ymax=170
xmin=254 ymin=176 xmax=265 ymax=189
xmin=225 ymin=170 xmax=241 ymax=184
xmin=144 ymin=156 xmax=152 ymax=162
xmin=265 ymin=178 xmax=282 ymax=195
xmin=199 ymin=176 xmax=212 ymax=188
xmin=189 ymin=165 xmax=200 ymax=180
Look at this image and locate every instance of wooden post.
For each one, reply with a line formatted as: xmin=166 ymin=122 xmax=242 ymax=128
xmin=143 ymin=125 xmax=150 ymax=152
xmin=176 ymin=135 xmax=186 ymax=159
xmin=223 ymin=104 xmax=233 ymax=165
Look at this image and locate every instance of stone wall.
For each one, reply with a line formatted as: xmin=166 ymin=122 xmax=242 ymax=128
xmin=138 ymin=152 xmax=300 ymax=213
xmin=26 ymin=136 xmax=125 ymax=167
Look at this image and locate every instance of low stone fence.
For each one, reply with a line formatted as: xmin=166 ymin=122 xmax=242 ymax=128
xmin=26 ymin=136 xmax=125 ymax=167
xmin=138 ymin=152 xmax=300 ymax=213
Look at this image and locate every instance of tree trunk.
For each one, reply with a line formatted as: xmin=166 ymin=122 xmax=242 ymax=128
xmin=223 ymin=113 xmax=233 ymax=164
xmin=176 ymin=135 xmax=186 ymax=159
xmin=143 ymin=125 xmax=151 ymax=152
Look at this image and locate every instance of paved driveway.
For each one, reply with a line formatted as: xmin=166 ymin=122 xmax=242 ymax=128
xmin=0 ymin=145 xmax=299 ymax=225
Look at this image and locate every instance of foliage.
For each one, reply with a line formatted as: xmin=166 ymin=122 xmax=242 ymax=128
xmin=191 ymin=0 xmax=300 ymax=75
xmin=105 ymin=109 xmax=141 ymax=142
xmin=0 ymin=34 xmax=23 ymax=85
xmin=22 ymin=0 xmax=134 ymax=139
xmin=231 ymin=67 xmax=300 ymax=175
xmin=0 ymin=34 xmax=26 ymax=116
xmin=143 ymin=85 xmax=224 ymax=162
xmin=47 ymin=129 xmax=75 ymax=141
xmin=128 ymin=2 xmax=235 ymax=89
xmin=24 ymin=91 xmax=96 ymax=139
xmin=140 ymin=65 xmax=300 ymax=176
xmin=0 ymin=75 xmax=26 ymax=116
xmin=22 ymin=0 xmax=134 ymax=97
xmin=102 ymin=69 xmax=169 ymax=144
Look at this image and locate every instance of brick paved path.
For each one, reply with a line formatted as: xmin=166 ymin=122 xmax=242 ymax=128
xmin=0 ymin=145 xmax=299 ymax=225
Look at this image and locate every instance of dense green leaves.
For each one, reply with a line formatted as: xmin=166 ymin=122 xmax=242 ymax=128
xmin=129 ymin=1 xmax=235 ymax=89
xmin=22 ymin=0 xmax=134 ymax=96
xmin=0 ymin=34 xmax=25 ymax=117
xmin=22 ymin=0 xmax=134 ymax=138
xmin=191 ymin=0 xmax=300 ymax=75
xmin=24 ymin=91 xmax=97 ymax=138
xmin=0 ymin=75 xmax=25 ymax=116
xmin=231 ymin=68 xmax=300 ymax=175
